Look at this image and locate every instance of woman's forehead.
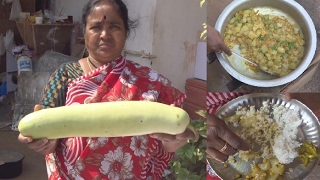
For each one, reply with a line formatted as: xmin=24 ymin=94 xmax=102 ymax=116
xmin=88 ymin=2 xmax=121 ymax=21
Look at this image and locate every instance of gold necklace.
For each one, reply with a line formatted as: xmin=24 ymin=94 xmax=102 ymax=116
xmin=87 ymin=57 xmax=93 ymax=71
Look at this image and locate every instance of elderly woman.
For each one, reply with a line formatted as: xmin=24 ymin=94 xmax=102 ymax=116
xmin=18 ymin=0 xmax=194 ymax=179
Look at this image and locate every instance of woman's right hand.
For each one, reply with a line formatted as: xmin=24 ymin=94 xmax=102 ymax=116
xmin=207 ymin=25 xmax=232 ymax=56
xmin=18 ymin=135 xmax=58 ymax=155
xmin=17 ymin=104 xmax=58 ymax=155
xmin=206 ymin=113 xmax=250 ymax=162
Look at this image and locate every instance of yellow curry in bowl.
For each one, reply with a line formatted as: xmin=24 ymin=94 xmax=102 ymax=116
xmin=224 ymin=8 xmax=305 ymax=77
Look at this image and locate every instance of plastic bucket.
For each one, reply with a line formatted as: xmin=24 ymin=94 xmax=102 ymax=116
xmin=17 ymin=56 xmax=32 ymax=74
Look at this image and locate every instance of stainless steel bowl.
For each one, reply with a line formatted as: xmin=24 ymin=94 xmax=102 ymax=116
xmin=215 ymin=0 xmax=317 ymax=87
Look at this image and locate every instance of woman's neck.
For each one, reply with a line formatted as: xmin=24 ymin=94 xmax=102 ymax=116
xmin=87 ymin=57 xmax=98 ymax=68
xmin=88 ymin=56 xmax=104 ymax=68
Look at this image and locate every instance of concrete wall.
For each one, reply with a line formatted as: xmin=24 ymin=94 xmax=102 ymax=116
xmin=54 ymin=0 xmax=206 ymax=92
xmin=122 ymin=0 xmax=157 ymax=68
xmin=152 ymin=0 xmax=205 ymax=92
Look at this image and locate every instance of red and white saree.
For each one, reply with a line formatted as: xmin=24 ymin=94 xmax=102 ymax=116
xmin=44 ymin=56 xmax=186 ymax=180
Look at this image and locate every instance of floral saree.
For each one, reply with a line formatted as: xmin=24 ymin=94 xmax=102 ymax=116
xmin=42 ymin=56 xmax=186 ymax=180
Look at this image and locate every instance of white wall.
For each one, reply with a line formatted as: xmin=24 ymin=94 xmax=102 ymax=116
xmin=152 ymin=0 xmax=205 ymax=92
xmin=54 ymin=0 xmax=206 ymax=92
xmin=122 ymin=0 xmax=157 ymax=68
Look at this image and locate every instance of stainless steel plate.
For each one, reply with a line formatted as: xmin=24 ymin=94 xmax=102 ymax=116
xmin=208 ymin=93 xmax=320 ymax=180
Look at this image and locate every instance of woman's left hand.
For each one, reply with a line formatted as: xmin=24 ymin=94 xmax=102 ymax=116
xmin=150 ymin=128 xmax=195 ymax=152
xmin=150 ymin=104 xmax=195 ymax=152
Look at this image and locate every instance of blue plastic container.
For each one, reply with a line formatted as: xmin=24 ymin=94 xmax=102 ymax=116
xmin=0 ymin=81 xmax=7 ymax=96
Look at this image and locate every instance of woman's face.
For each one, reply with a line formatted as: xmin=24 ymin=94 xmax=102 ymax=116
xmin=85 ymin=1 xmax=127 ymax=64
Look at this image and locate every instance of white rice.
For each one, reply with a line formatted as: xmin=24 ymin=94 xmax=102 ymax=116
xmin=272 ymin=104 xmax=302 ymax=164
xmin=227 ymin=101 xmax=302 ymax=164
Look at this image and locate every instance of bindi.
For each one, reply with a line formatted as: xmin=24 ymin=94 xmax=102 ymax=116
xmin=103 ymin=15 xmax=110 ymax=23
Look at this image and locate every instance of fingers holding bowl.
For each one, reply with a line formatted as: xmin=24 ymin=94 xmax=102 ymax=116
xmin=216 ymin=49 xmax=222 ymax=54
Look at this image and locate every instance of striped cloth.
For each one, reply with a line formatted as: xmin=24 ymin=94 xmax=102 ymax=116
xmin=206 ymin=92 xmax=247 ymax=114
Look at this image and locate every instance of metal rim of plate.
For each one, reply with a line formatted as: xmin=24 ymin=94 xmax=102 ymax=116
xmin=214 ymin=0 xmax=317 ymax=87
xmin=208 ymin=93 xmax=320 ymax=180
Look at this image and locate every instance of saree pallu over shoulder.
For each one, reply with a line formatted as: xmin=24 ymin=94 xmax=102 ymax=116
xmin=65 ymin=56 xmax=185 ymax=105
xmin=46 ymin=56 xmax=186 ymax=180
xmin=41 ymin=62 xmax=84 ymax=109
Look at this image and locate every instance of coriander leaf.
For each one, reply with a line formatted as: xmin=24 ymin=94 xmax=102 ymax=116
xmin=272 ymin=45 xmax=278 ymax=51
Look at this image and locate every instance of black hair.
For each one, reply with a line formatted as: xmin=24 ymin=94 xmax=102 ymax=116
xmin=82 ymin=0 xmax=138 ymax=37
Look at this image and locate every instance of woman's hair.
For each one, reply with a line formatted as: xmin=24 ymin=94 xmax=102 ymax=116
xmin=82 ymin=0 xmax=138 ymax=37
